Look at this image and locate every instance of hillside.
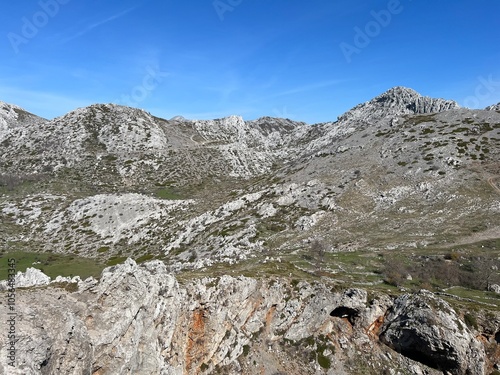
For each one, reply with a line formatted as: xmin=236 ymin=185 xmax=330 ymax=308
xmin=0 ymin=88 xmax=499 ymax=374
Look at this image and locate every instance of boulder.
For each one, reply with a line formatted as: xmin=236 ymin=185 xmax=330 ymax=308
xmin=489 ymin=284 xmax=500 ymax=294
xmin=0 ymin=268 xmax=51 ymax=290
xmin=380 ymin=290 xmax=485 ymax=375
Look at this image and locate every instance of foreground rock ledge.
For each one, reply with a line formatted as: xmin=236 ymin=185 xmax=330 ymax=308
xmin=0 ymin=259 xmax=491 ymax=375
xmin=379 ymin=291 xmax=485 ymax=375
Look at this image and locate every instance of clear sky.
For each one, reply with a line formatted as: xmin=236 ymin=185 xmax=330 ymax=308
xmin=1 ymin=0 xmax=499 ymax=124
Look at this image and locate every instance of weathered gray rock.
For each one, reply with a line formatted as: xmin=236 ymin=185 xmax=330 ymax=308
xmin=485 ymin=102 xmax=500 ymax=111
xmin=0 ymin=261 xmax=489 ymax=375
xmin=337 ymin=86 xmax=460 ymax=125
xmin=380 ymin=290 xmax=485 ymax=375
xmin=0 ymin=267 xmax=50 ymax=290
xmin=489 ymin=284 xmax=500 ymax=294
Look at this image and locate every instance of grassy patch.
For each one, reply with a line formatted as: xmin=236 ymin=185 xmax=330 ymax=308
xmin=136 ymin=254 xmax=155 ymax=263
xmin=445 ymin=287 xmax=500 ymax=308
xmin=463 ymin=312 xmax=478 ymax=329
xmin=106 ymin=256 xmax=128 ymax=266
xmin=155 ymin=187 xmax=182 ymax=200
xmin=0 ymin=251 xmax=105 ymax=280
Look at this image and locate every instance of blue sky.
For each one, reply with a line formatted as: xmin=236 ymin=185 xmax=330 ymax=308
xmin=1 ymin=0 xmax=499 ymax=124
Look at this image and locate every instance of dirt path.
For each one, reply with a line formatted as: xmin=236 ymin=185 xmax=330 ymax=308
xmin=437 ymin=226 xmax=500 ymax=249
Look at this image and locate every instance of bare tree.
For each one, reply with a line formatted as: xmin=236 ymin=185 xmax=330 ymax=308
xmin=472 ymin=257 xmax=500 ymax=291
xmin=310 ymin=239 xmax=327 ymax=272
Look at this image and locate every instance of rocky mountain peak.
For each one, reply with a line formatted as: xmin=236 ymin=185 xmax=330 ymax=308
xmin=377 ymin=86 xmax=460 ymax=114
xmin=0 ymin=100 xmax=20 ymax=112
xmin=54 ymin=103 xmax=150 ymax=122
xmin=0 ymin=101 xmax=46 ymax=144
xmin=0 ymin=101 xmax=44 ymax=124
xmin=337 ymin=86 xmax=460 ymax=125
xmin=374 ymin=86 xmax=421 ymax=106
xmin=485 ymin=102 xmax=500 ymax=111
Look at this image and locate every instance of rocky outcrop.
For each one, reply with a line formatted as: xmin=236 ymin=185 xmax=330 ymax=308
xmin=489 ymin=284 xmax=500 ymax=294
xmin=337 ymin=86 xmax=460 ymax=126
xmin=0 ymin=261 xmax=491 ymax=375
xmin=485 ymin=102 xmax=500 ymax=111
xmin=0 ymin=267 xmax=50 ymax=290
xmin=379 ymin=290 xmax=485 ymax=375
xmin=0 ymin=267 xmax=85 ymax=291
xmin=0 ymin=101 xmax=46 ymax=144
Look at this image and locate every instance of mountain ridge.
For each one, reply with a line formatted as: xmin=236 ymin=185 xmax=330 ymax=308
xmin=0 ymin=85 xmax=490 ymax=126
xmin=1 ymin=86 xmax=499 ymax=374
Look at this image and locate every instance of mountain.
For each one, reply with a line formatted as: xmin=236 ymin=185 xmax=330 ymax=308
xmin=486 ymin=102 xmax=500 ymax=111
xmin=336 ymin=86 xmax=460 ymax=125
xmin=0 ymin=101 xmax=46 ymax=143
xmin=0 ymin=88 xmax=499 ymax=374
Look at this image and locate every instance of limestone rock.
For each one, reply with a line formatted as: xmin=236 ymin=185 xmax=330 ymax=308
xmin=0 ymin=267 xmax=51 ymax=290
xmin=489 ymin=284 xmax=500 ymax=294
xmin=0 ymin=261 xmax=491 ymax=375
xmin=485 ymin=102 xmax=500 ymax=111
xmin=337 ymin=86 xmax=460 ymax=126
xmin=379 ymin=290 xmax=485 ymax=375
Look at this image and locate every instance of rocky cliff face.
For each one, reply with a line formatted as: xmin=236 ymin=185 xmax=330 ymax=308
xmin=0 ymin=260 xmax=493 ymax=375
xmin=380 ymin=291 xmax=486 ymax=375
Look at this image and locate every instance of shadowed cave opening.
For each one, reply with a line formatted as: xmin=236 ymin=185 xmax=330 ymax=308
xmin=399 ymin=345 xmax=457 ymax=373
xmin=380 ymin=331 xmax=458 ymax=373
xmin=330 ymin=306 xmax=359 ymax=325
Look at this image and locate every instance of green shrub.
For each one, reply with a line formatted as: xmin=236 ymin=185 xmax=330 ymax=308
xmin=136 ymin=254 xmax=154 ymax=263
xmin=200 ymin=363 xmax=209 ymax=371
xmin=97 ymin=246 xmax=109 ymax=253
xmin=464 ymin=313 xmax=478 ymax=329
xmin=317 ymin=354 xmax=331 ymax=369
